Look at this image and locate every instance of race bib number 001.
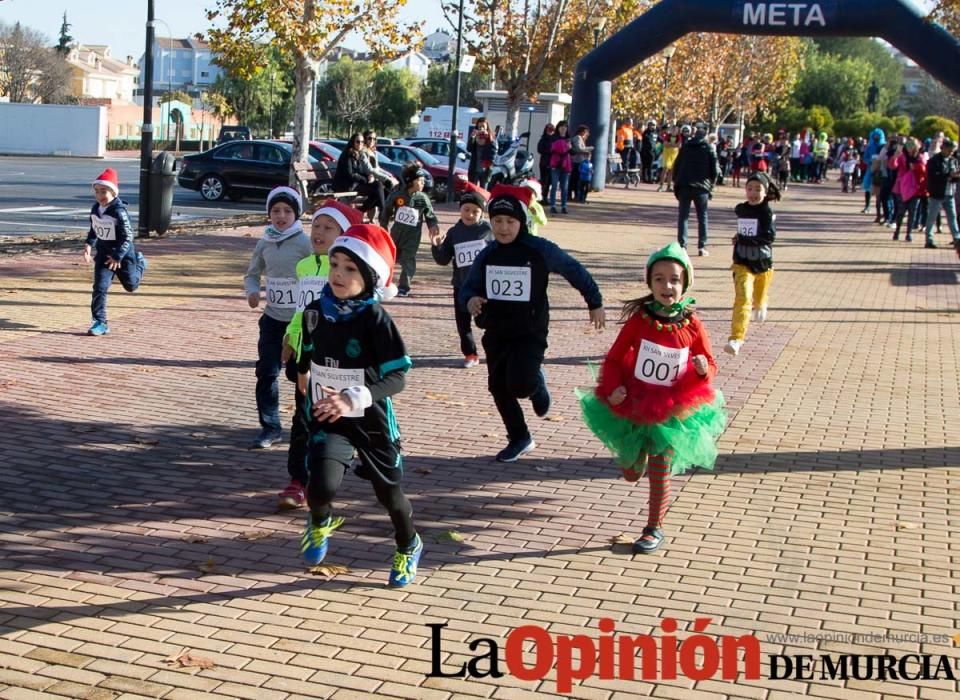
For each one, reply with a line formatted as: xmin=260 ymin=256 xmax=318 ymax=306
xmin=90 ymin=214 xmax=117 ymax=241
xmin=266 ymin=277 xmax=298 ymax=308
xmin=296 ymin=276 xmax=327 ymax=311
xmin=634 ymin=339 xmax=688 ymax=387
xmin=309 ymin=362 xmax=365 ymax=418
xmin=737 ymin=218 xmax=758 ymax=238
xmin=454 ymin=240 xmax=486 ymax=269
xmin=395 ymin=205 xmax=420 ymax=227
xmin=486 ymin=265 xmax=531 ymax=302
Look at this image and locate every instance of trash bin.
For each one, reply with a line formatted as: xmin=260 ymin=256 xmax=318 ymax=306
xmin=149 ymin=151 xmax=176 ymax=235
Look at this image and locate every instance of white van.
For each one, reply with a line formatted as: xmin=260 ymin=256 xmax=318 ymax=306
xmin=417 ymin=106 xmax=483 ymax=140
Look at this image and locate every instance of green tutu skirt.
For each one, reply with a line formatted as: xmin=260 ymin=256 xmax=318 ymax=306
xmin=577 ymin=390 xmax=727 ymax=475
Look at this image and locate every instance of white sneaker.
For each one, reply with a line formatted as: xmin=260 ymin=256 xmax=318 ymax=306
xmin=753 ymin=307 xmax=768 ymax=323
xmin=698 ymin=248 xmax=709 ymax=257
xmin=463 ymin=355 xmax=480 ymax=369
xmin=723 ymin=339 xmax=742 ymax=356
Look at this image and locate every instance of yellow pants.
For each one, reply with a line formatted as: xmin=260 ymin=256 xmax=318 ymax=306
xmin=730 ymin=264 xmax=773 ymax=341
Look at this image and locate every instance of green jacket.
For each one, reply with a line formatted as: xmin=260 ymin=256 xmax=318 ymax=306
xmin=285 ymin=253 xmax=330 ymax=362
xmin=380 ymin=189 xmax=438 ymax=236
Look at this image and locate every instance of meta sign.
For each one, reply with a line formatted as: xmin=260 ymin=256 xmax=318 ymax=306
xmin=735 ymin=1 xmax=837 ymax=28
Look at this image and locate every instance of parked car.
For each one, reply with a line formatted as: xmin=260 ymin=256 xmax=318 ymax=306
xmin=376 ymin=144 xmax=469 ymax=200
xmin=177 ymin=140 xmax=324 ymax=201
xmin=399 ymin=137 xmax=468 ymax=163
xmin=216 ymin=125 xmax=251 ymax=145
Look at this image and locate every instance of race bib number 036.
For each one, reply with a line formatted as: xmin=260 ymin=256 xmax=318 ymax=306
xmin=266 ymin=277 xmax=298 ymax=308
xmin=486 ymin=265 xmax=531 ymax=302
xmin=737 ymin=218 xmax=758 ymax=238
xmin=454 ymin=240 xmax=486 ymax=269
xmin=395 ymin=205 xmax=420 ymax=227
xmin=296 ymin=276 xmax=327 ymax=311
xmin=309 ymin=362 xmax=365 ymax=418
xmin=90 ymin=214 xmax=117 ymax=241
xmin=634 ymin=340 xmax=688 ymax=387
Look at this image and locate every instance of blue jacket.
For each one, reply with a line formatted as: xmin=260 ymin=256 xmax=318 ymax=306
xmin=862 ymin=129 xmax=886 ymax=190
xmin=458 ymin=232 xmax=602 ymax=336
xmin=85 ymin=198 xmax=134 ymax=261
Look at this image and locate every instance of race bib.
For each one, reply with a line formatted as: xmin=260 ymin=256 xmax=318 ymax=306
xmin=309 ymin=362 xmax=365 ymax=418
xmin=266 ymin=277 xmax=298 ymax=308
xmin=90 ymin=214 xmax=116 ymax=241
xmin=395 ymin=205 xmax=420 ymax=227
xmin=486 ymin=265 xmax=531 ymax=302
xmin=634 ymin=339 xmax=688 ymax=387
xmin=296 ymin=276 xmax=327 ymax=311
xmin=736 ymin=218 xmax=758 ymax=238
xmin=454 ymin=240 xmax=487 ymax=269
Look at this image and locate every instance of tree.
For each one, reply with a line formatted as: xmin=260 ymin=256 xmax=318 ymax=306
xmin=159 ymin=90 xmax=192 ymax=105
xmin=792 ymin=50 xmax=875 ymax=119
xmin=317 ymin=57 xmax=377 ymax=135
xmin=55 ymin=12 xmax=73 ymax=55
xmin=913 ymin=115 xmax=959 ymax=141
xmin=812 ymin=38 xmax=902 ymax=115
xmin=905 ymin=75 xmax=960 ymax=124
xmin=371 ymin=67 xmax=420 ymax=134
xmin=208 ymin=50 xmax=296 ymax=137
xmin=204 ymin=0 xmax=422 ymax=186
xmin=0 ymin=21 xmax=72 ymax=104
xmin=420 ymin=62 xmax=485 ymax=110
xmin=932 ymin=0 xmax=960 ymax=35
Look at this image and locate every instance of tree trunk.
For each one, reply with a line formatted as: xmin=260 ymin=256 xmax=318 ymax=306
xmin=290 ymin=0 xmax=316 ymax=188
xmin=505 ymin=87 xmax=522 ymax=139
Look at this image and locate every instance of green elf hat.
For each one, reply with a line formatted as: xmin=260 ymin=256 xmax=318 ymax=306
xmin=645 ymin=242 xmax=693 ymax=293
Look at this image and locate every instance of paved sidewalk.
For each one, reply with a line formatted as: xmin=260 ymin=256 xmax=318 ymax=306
xmin=1 ymin=181 xmax=958 ymax=699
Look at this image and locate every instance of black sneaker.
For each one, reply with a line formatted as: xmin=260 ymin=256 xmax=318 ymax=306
xmin=632 ymin=526 xmax=664 ymax=554
xmin=925 ymin=241 xmax=937 ymax=249
xmin=495 ymin=436 xmax=536 ymax=462
xmin=396 ymin=288 xmax=411 ymax=298
xmin=249 ymin=429 xmax=282 ymax=449
xmin=531 ymin=370 xmax=551 ymax=417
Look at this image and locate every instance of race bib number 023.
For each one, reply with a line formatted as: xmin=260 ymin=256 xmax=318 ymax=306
xmin=736 ymin=218 xmax=758 ymax=238
xmin=309 ymin=362 xmax=365 ymax=418
xmin=296 ymin=276 xmax=327 ymax=311
xmin=395 ymin=205 xmax=420 ymax=227
xmin=266 ymin=277 xmax=298 ymax=308
xmin=454 ymin=240 xmax=486 ymax=269
xmin=90 ymin=214 xmax=117 ymax=241
xmin=486 ymin=265 xmax=531 ymax=302
xmin=634 ymin=339 xmax=688 ymax=387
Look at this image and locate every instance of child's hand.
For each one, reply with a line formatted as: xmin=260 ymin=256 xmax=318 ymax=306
xmin=429 ymin=227 xmax=444 ymax=246
xmin=313 ymin=387 xmax=352 ymax=423
xmin=281 ymin=336 xmax=294 ymax=364
xmin=247 ymin=292 xmax=260 ymax=309
xmin=589 ymin=307 xmax=606 ymax=329
xmin=467 ymin=296 xmax=487 ymax=316
xmin=105 ymin=256 xmax=121 ymax=271
xmin=608 ymin=386 xmax=627 ymax=406
xmin=82 ymin=245 xmax=92 ymax=264
xmin=297 ymin=372 xmax=308 ymax=396
xmin=692 ymin=354 xmax=708 ymax=376
xmin=732 ymin=235 xmax=738 ymax=244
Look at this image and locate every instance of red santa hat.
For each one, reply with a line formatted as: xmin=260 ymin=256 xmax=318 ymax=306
xmin=311 ymin=198 xmax=363 ymax=232
xmin=458 ymin=180 xmax=491 ymax=208
xmin=488 ymin=183 xmax=535 ymax=228
xmin=329 ymin=224 xmax=398 ymax=300
xmin=520 ymin=178 xmax=543 ymax=199
xmin=92 ymin=168 xmax=119 ymax=196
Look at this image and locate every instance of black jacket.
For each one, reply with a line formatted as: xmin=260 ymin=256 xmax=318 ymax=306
xmin=732 ymin=201 xmax=776 ymax=274
xmin=333 ymin=149 xmax=372 ymax=192
xmin=926 ymin=152 xmax=959 ymax=199
xmin=641 ymin=127 xmax=658 ymax=157
xmin=673 ymin=135 xmax=719 ymax=195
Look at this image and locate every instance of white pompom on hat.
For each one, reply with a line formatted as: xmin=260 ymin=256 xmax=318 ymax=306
xmin=329 ymin=224 xmax=399 ymax=300
xmin=92 ymin=167 xmax=119 ymax=195
xmin=311 ymin=198 xmax=363 ymax=232
xmin=266 ymin=186 xmax=303 ymax=218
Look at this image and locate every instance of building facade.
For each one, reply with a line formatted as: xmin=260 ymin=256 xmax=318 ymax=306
xmin=138 ymin=37 xmax=221 ymax=96
xmin=66 ymin=45 xmax=139 ymax=103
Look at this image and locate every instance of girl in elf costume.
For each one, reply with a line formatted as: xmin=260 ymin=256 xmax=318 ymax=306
xmin=579 ymin=243 xmax=726 ymax=554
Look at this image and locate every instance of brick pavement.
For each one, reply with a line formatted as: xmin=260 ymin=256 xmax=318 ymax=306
xmin=1 ymin=180 xmax=958 ymax=699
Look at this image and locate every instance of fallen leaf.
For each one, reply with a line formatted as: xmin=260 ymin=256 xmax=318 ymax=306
xmin=133 ymin=437 xmax=160 ymax=446
xmin=610 ymin=533 xmax=634 ymax=545
xmin=896 ymin=522 xmax=920 ymax=531
xmin=163 ymin=649 xmax=216 ymax=669
xmin=308 ymin=563 xmax=350 ymax=579
xmin=414 ymin=467 xmax=433 ymax=475
xmin=545 ymin=416 xmax=566 ymax=422
xmin=445 ymin=401 xmax=466 ymax=407
xmin=243 ymin=232 xmax=252 ymax=237
xmin=199 ymin=557 xmax=217 ymax=575
xmin=424 ymin=392 xmax=449 ymax=400
xmin=436 ymin=530 xmax=465 ymax=543
xmin=535 ymin=465 xmax=559 ymax=473
xmin=182 ymin=535 xmax=208 ymax=544
xmin=479 ymin=411 xmax=492 ymax=416
xmin=198 ymin=371 xmax=217 ymax=378
xmin=238 ymin=530 xmax=271 ymax=541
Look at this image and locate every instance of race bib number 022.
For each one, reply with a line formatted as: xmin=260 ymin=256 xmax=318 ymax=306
xmin=309 ymin=362 xmax=365 ymax=418
xmin=266 ymin=277 xmax=298 ymax=308
xmin=634 ymin=339 xmax=688 ymax=387
xmin=395 ymin=205 xmax=420 ymax=227
xmin=486 ymin=265 xmax=531 ymax=302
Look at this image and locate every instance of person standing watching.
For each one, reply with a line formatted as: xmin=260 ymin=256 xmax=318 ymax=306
xmin=924 ymin=137 xmax=960 ymax=249
xmin=640 ymin=119 xmax=658 ymax=184
xmin=672 ymin=123 xmax=719 ymax=256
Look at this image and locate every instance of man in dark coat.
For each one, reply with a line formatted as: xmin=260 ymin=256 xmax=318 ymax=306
xmin=640 ymin=119 xmax=658 ymax=184
xmin=672 ymin=123 xmax=719 ymax=256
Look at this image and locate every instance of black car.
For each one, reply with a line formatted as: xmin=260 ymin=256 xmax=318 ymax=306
xmin=177 ymin=140 xmax=324 ymax=201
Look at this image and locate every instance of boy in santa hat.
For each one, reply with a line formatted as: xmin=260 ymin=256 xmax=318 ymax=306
xmin=460 ymin=184 xmax=606 ymax=462
xmin=81 ymin=167 xmax=148 ymax=336
xmin=276 ymin=199 xmax=364 ymax=510
xmin=295 ymin=224 xmax=422 ymax=587
xmin=430 ymin=181 xmax=492 ymax=368
xmin=244 ymin=187 xmax=313 ymax=450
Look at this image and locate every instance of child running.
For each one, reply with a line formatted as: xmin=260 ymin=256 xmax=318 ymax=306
xmin=296 ymin=224 xmax=422 ymax=587
xmin=276 ymin=199 xmax=363 ymax=510
xmin=430 ymin=182 xmax=492 ymax=368
xmin=461 ymin=184 xmax=606 ymax=462
xmin=82 ymin=168 xmax=148 ymax=336
xmin=579 ymin=242 xmax=726 ymax=553
xmin=380 ymin=162 xmax=440 ymax=297
xmin=244 ymin=186 xmax=313 ymax=449
xmin=724 ymin=172 xmax=782 ymax=356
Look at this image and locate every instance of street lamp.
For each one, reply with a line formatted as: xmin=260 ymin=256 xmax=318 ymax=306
xmin=525 ymin=105 xmax=535 ymax=151
xmin=661 ymin=45 xmax=676 ymax=125
xmin=592 ymin=17 xmax=607 ymax=48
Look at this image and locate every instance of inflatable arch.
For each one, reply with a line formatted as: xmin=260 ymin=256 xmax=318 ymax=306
xmin=569 ymin=0 xmax=960 ymax=190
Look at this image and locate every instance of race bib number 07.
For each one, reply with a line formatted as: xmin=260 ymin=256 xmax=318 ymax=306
xmin=309 ymin=362 xmax=365 ymax=418
xmin=634 ymin=339 xmax=688 ymax=387
xmin=90 ymin=214 xmax=117 ymax=241
xmin=454 ymin=240 xmax=486 ymax=269
xmin=395 ymin=205 xmax=420 ymax=227
xmin=737 ymin=218 xmax=758 ymax=238
xmin=266 ymin=277 xmax=298 ymax=308
xmin=486 ymin=265 xmax=531 ymax=302
xmin=296 ymin=276 xmax=327 ymax=311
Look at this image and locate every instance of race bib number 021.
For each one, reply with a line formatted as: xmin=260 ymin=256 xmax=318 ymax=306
xmin=737 ymin=218 xmax=758 ymax=238
xmin=266 ymin=277 xmax=298 ymax=308
xmin=486 ymin=265 xmax=531 ymax=302
xmin=296 ymin=276 xmax=327 ymax=312
xmin=454 ymin=240 xmax=486 ymax=269
xmin=90 ymin=214 xmax=117 ymax=241
xmin=309 ymin=362 xmax=365 ymax=418
xmin=634 ymin=339 xmax=688 ymax=387
xmin=395 ymin=205 xmax=420 ymax=227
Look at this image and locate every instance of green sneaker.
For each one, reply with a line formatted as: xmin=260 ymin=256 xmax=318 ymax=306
xmin=388 ymin=534 xmax=423 ymax=587
xmin=300 ymin=515 xmax=344 ymax=566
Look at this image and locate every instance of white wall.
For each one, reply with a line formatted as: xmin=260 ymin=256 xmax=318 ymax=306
xmin=0 ymin=103 xmax=108 ymax=157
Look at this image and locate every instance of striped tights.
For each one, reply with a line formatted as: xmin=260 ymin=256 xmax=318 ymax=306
xmin=646 ymin=448 xmax=674 ymax=528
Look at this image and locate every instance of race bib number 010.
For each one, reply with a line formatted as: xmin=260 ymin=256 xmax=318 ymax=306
xmin=486 ymin=265 xmax=531 ymax=302
xmin=736 ymin=218 xmax=758 ymax=238
xmin=309 ymin=362 xmax=365 ymax=418
xmin=454 ymin=240 xmax=486 ymax=269
xmin=296 ymin=276 xmax=327 ymax=311
xmin=634 ymin=339 xmax=688 ymax=387
xmin=266 ymin=277 xmax=298 ymax=308
xmin=395 ymin=205 xmax=420 ymax=227
xmin=90 ymin=214 xmax=117 ymax=241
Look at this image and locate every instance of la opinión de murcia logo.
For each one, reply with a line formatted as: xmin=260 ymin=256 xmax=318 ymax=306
xmin=426 ymin=618 xmax=959 ymax=694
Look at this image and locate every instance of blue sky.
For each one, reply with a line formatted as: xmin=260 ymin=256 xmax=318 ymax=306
xmin=0 ymin=0 xmax=449 ymax=61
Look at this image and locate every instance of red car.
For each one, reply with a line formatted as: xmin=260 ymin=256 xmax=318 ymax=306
xmin=376 ymin=144 xmax=468 ymax=201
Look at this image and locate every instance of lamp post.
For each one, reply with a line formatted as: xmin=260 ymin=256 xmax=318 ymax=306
xmin=661 ymin=45 xmax=676 ymax=125
xmin=592 ymin=17 xmax=607 ymax=49
xmin=525 ymin=105 xmax=535 ymax=151
xmin=138 ymin=0 xmax=156 ymax=237
xmin=446 ymin=0 xmax=465 ymax=203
